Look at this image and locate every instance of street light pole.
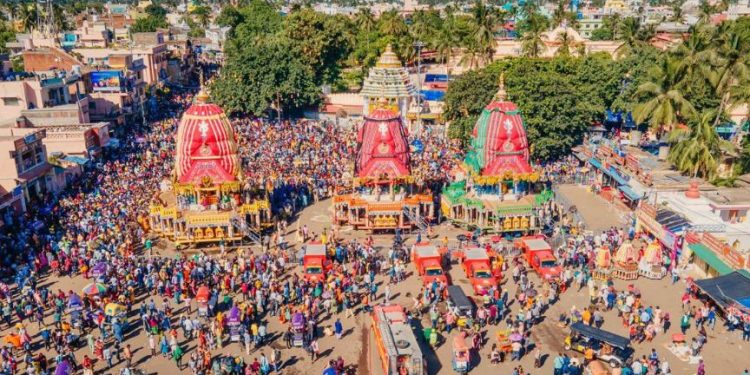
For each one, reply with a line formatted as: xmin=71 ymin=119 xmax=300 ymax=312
xmin=413 ymin=40 xmax=425 ymax=134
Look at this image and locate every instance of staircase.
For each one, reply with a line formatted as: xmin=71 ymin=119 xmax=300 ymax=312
xmin=231 ymin=217 xmax=262 ymax=247
xmin=402 ymin=207 xmax=429 ymax=234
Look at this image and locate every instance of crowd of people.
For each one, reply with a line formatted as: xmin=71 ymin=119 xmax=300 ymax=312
xmin=0 ymin=80 xmax=743 ymax=375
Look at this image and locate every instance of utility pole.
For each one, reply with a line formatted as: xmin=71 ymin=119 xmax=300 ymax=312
xmin=413 ymin=40 xmax=425 ymax=134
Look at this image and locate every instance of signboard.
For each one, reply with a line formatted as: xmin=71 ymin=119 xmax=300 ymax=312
xmin=90 ymin=71 xmax=123 ymax=92
xmin=702 ymin=232 xmax=746 ymax=270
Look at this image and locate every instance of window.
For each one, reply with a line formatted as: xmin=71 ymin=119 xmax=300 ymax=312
xmin=2 ymin=97 xmax=20 ymax=106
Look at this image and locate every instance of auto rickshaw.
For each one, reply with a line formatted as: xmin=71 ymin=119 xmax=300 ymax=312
xmin=451 ymin=334 xmax=470 ymax=373
xmin=446 ymin=286 xmax=474 ymax=328
xmin=565 ymin=322 xmax=633 ymax=368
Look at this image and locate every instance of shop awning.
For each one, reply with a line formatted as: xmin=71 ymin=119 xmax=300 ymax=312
xmin=689 ymin=244 xmax=733 ymax=276
xmin=588 ymin=158 xmax=603 ymax=170
xmin=604 ymin=169 xmax=629 ymax=186
xmin=62 ymin=155 xmax=90 ymax=165
xmin=618 ymin=185 xmax=641 ymax=201
xmin=694 ymin=271 xmax=750 ymax=309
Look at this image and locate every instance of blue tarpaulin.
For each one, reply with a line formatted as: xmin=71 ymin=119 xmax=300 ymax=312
xmin=421 ymin=90 xmax=445 ymax=101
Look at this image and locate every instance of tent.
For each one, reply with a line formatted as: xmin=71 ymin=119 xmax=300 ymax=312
xmin=694 ymin=271 xmax=750 ymax=310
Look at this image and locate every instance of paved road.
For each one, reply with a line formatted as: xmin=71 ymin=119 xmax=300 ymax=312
xmin=555 ymin=184 xmax=629 ymax=232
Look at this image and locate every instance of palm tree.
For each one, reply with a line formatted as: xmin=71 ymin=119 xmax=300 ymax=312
xmin=354 ymin=7 xmax=375 ymax=51
xmin=17 ymin=3 xmax=38 ymax=33
xmin=379 ymin=10 xmax=407 ymax=37
xmin=521 ymin=29 xmax=545 ymax=58
xmin=552 ymin=0 xmax=567 ymax=27
xmin=614 ymin=16 xmax=641 ymax=56
xmin=670 ymin=4 xmax=685 ymax=23
xmin=556 ymin=30 xmax=572 ymax=56
xmin=708 ymin=22 xmax=750 ymax=126
xmin=459 ymin=42 xmax=481 ymax=69
xmin=434 ymin=28 xmax=457 ymax=76
xmin=470 ymin=0 xmax=500 ymax=64
xmin=669 ymin=110 xmax=731 ymax=179
xmin=697 ymin=0 xmax=716 ymax=23
xmin=633 ymin=57 xmax=697 ymax=136
xmin=672 ymin=29 xmax=712 ymax=94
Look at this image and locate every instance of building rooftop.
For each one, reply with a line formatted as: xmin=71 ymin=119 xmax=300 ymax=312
xmin=654 ymin=191 xmax=750 ymax=254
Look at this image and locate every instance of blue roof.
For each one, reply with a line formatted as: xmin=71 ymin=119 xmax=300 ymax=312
xmin=62 ymin=155 xmax=90 ymax=165
xmin=588 ymin=158 xmax=602 ymax=170
xmin=618 ymin=185 xmax=641 ymax=201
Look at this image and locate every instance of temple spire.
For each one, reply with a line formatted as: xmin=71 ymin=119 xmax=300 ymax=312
xmin=494 ymin=73 xmax=507 ymax=101
xmin=196 ymin=69 xmax=209 ymax=103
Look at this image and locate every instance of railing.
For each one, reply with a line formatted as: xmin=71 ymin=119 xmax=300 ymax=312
xmin=230 ymin=217 xmax=262 ymax=247
xmin=402 ymin=207 xmax=428 ymax=233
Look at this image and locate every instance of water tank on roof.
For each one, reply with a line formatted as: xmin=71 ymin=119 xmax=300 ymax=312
xmin=72 ymin=65 xmax=82 ymax=75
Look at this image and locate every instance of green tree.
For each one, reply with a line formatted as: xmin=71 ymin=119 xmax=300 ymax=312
xmin=144 ymin=4 xmax=167 ymax=19
xmin=590 ymin=14 xmax=620 ymax=41
xmin=707 ymin=20 xmax=750 ymax=126
xmin=17 ymin=3 xmax=38 ymax=32
xmin=0 ymin=21 xmax=16 ymax=54
xmin=633 ymin=57 xmax=696 ymax=135
xmin=216 ymin=5 xmax=244 ymax=29
xmin=614 ymin=16 xmax=654 ymax=56
xmin=190 ymin=5 xmax=212 ymax=29
xmin=282 ymin=8 xmax=352 ymax=85
xmin=470 ymin=0 xmax=501 ymax=64
xmin=211 ymin=37 xmax=320 ymax=117
xmin=669 ymin=110 xmax=730 ymax=179
xmin=130 ymin=16 xmax=169 ymax=33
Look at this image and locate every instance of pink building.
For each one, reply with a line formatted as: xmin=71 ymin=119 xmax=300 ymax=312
xmin=0 ymin=128 xmax=50 ymax=217
xmin=0 ymin=73 xmax=88 ymax=125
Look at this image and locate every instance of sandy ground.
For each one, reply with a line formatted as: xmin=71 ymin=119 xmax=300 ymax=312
xmin=555 ymin=184 xmax=630 ymax=232
xmin=5 ymin=197 xmax=749 ymax=375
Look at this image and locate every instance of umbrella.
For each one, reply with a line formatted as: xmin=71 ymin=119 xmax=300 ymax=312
xmin=509 ymin=333 xmax=523 ymax=342
xmin=91 ymin=262 xmax=108 ymax=277
xmin=491 ymin=235 xmax=502 ymax=243
xmin=322 ymin=368 xmax=337 ymax=375
xmin=82 ymin=283 xmax=107 ymax=296
xmin=104 ymin=303 xmax=126 ymax=317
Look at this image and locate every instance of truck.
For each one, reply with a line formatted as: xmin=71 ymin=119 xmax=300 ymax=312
xmin=411 ymin=243 xmax=448 ymax=286
xmin=303 ymin=242 xmax=328 ymax=283
xmin=514 ymin=236 xmax=562 ymax=281
xmin=461 ymin=247 xmax=497 ymax=295
xmin=371 ymin=305 xmax=426 ymax=375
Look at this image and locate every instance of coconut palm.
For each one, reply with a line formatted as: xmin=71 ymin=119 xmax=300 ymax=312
xmin=672 ymin=28 xmax=712 ymax=93
xmin=669 ymin=110 xmax=731 ymax=179
xmin=470 ymin=0 xmax=500 ymax=64
xmin=434 ymin=27 xmax=457 ymax=75
xmin=521 ymin=29 xmax=545 ymax=58
xmin=379 ymin=10 xmax=407 ymax=37
xmin=459 ymin=42 xmax=481 ymax=69
xmin=556 ymin=30 xmax=572 ymax=56
xmin=707 ymin=22 xmax=750 ymax=126
xmin=17 ymin=3 xmax=38 ymax=33
xmin=633 ymin=57 xmax=697 ymax=136
xmin=614 ymin=16 xmax=644 ymax=56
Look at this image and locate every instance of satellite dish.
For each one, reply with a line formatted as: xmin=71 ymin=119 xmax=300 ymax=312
xmin=396 ymin=340 xmax=410 ymax=349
